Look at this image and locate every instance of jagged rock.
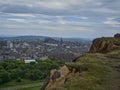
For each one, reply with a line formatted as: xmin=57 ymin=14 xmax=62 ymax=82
xmin=51 ymin=71 xmax=61 ymax=80
xmin=89 ymin=34 xmax=120 ymax=53
xmin=41 ymin=66 xmax=69 ymax=90
xmin=41 ymin=65 xmax=80 ymax=90
xmin=114 ymin=33 xmax=120 ymax=38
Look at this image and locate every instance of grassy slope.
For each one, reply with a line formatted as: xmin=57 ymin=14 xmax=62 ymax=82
xmin=0 ymin=79 xmax=42 ymax=88
xmin=16 ymin=86 xmax=41 ymax=90
xmin=0 ymin=81 xmax=42 ymax=90
xmin=54 ymin=50 xmax=120 ymax=90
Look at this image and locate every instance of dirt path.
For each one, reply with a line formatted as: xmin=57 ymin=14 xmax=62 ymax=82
xmin=0 ymin=83 xmax=42 ymax=90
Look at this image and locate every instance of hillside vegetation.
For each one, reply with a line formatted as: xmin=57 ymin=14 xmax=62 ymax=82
xmin=0 ymin=60 xmax=63 ymax=87
xmin=55 ymin=51 xmax=120 ymax=90
xmin=42 ymin=34 xmax=120 ymax=90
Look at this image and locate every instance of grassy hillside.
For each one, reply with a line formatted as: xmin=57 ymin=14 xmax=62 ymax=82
xmin=54 ymin=50 xmax=120 ymax=90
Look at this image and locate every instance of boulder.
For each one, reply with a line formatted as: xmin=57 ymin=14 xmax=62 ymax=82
xmin=41 ymin=65 xmax=80 ymax=90
xmin=114 ymin=33 xmax=120 ymax=38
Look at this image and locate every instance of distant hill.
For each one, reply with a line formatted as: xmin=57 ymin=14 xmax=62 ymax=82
xmin=0 ymin=35 xmax=91 ymax=42
xmin=44 ymin=38 xmax=60 ymax=43
xmin=0 ymin=36 xmax=47 ymax=41
xmin=41 ymin=33 xmax=120 ymax=90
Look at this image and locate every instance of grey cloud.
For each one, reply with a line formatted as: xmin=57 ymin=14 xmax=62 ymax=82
xmin=0 ymin=0 xmax=120 ymax=38
xmin=0 ymin=0 xmax=120 ymax=17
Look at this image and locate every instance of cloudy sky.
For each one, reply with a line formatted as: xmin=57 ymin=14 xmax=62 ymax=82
xmin=0 ymin=0 xmax=120 ymax=38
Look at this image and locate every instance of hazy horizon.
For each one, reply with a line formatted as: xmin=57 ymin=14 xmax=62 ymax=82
xmin=0 ymin=0 xmax=120 ymax=38
xmin=0 ymin=35 xmax=93 ymax=40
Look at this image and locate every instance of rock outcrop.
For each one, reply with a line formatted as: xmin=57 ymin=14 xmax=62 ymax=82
xmin=41 ymin=65 xmax=80 ymax=90
xmin=114 ymin=33 xmax=120 ymax=38
xmin=89 ymin=34 xmax=120 ymax=53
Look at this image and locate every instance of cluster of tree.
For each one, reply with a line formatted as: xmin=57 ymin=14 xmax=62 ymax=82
xmin=0 ymin=59 xmax=64 ymax=85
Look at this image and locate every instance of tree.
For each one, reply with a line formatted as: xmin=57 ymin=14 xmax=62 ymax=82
xmin=16 ymin=77 xmax=22 ymax=82
xmin=0 ymin=70 xmax=10 ymax=84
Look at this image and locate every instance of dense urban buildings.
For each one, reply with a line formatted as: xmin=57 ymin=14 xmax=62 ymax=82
xmin=0 ymin=36 xmax=91 ymax=61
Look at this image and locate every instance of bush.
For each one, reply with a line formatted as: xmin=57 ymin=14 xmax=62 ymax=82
xmin=0 ymin=70 xmax=10 ymax=84
xmin=16 ymin=77 xmax=22 ymax=82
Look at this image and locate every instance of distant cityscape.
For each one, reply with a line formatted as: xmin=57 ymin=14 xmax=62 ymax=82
xmin=0 ymin=36 xmax=91 ymax=62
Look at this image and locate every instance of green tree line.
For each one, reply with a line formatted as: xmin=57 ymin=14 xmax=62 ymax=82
xmin=0 ymin=59 xmax=64 ymax=85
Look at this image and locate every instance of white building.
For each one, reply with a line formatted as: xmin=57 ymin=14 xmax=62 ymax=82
xmin=24 ymin=59 xmax=36 ymax=63
xmin=45 ymin=43 xmax=58 ymax=46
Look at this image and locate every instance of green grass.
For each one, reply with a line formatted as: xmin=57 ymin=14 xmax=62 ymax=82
xmin=0 ymin=79 xmax=42 ymax=88
xmin=54 ymin=51 xmax=120 ymax=90
xmin=106 ymin=50 xmax=120 ymax=59
xmin=16 ymin=86 xmax=41 ymax=90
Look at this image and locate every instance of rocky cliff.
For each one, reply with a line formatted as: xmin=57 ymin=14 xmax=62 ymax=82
xmin=41 ymin=34 xmax=120 ymax=90
xmin=41 ymin=65 xmax=80 ymax=90
xmin=89 ymin=33 xmax=120 ymax=53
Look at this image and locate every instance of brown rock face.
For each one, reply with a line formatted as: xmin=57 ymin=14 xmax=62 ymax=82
xmin=89 ymin=38 xmax=120 ymax=53
xmin=89 ymin=34 xmax=120 ymax=53
xmin=41 ymin=65 xmax=80 ymax=90
xmin=89 ymin=38 xmax=113 ymax=53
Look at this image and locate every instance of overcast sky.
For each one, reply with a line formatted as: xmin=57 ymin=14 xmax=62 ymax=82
xmin=0 ymin=0 xmax=120 ymax=38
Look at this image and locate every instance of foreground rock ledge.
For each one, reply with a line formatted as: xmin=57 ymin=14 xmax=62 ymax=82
xmin=41 ymin=65 xmax=80 ymax=90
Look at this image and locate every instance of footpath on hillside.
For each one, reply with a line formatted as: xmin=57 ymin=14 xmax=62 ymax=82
xmin=0 ymin=82 xmax=42 ymax=90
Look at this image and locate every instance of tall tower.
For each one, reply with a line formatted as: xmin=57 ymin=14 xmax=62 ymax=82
xmin=60 ymin=38 xmax=63 ymax=46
